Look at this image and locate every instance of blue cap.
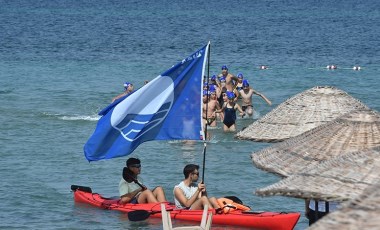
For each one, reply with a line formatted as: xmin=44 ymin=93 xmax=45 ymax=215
xmin=237 ymin=73 xmax=243 ymax=79
xmin=226 ymin=91 xmax=235 ymax=99
xmin=221 ymin=65 xmax=228 ymax=70
xmin=242 ymin=79 xmax=249 ymax=87
xmin=219 ymin=77 xmax=226 ymax=83
xmin=211 ymin=75 xmax=216 ymax=81
xmin=209 ymin=84 xmax=216 ymax=92
xmin=124 ymin=82 xmax=131 ymax=88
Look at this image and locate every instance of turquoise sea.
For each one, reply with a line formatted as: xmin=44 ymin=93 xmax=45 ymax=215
xmin=1 ymin=0 xmax=379 ymax=229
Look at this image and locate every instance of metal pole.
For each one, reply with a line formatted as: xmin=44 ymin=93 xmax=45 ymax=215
xmin=201 ymin=42 xmax=211 ymax=184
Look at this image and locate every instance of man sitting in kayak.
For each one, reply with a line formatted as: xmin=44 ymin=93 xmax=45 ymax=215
xmin=173 ymin=164 xmax=221 ymax=210
xmin=119 ymin=158 xmax=167 ymax=204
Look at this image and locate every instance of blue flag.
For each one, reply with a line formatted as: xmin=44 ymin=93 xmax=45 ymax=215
xmin=84 ymin=44 xmax=209 ymax=161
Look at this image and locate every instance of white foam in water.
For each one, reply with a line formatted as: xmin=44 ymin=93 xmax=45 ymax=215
xmin=60 ymin=115 xmax=100 ymax=121
xmin=43 ymin=112 xmax=100 ymax=121
xmin=253 ymin=111 xmax=261 ymax=119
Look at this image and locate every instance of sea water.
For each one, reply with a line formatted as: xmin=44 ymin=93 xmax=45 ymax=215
xmin=1 ymin=0 xmax=379 ymax=229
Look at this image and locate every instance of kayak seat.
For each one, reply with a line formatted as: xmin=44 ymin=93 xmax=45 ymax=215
xmin=161 ymin=203 xmax=212 ymax=230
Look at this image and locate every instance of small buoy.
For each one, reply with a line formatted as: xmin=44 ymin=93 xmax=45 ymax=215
xmin=353 ymin=66 xmax=361 ymax=71
xmin=326 ymin=65 xmax=337 ymax=70
xmin=260 ymin=65 xmax=268 ymax=70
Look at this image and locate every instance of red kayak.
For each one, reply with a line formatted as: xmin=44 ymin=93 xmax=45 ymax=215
xmin=71 ymin=185 xmax=300 ymax=230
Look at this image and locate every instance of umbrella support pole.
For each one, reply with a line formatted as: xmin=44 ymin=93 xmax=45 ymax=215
xmin=315 ymin=200 xmax=319 ymax=221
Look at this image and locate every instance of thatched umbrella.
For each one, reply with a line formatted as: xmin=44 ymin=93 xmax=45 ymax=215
xmin=255 ymin=147 xmax=380 ymax=202
xmin=251 ymin=109 xmax=380 ymax=177
xmin=308 ymin=179 xmax=380 ymax=230
xmin=236 ymin=86 xmax=369 ymax=142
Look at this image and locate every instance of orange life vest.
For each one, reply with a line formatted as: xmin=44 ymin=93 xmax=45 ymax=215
xmin=217 ymin=197 xmax=251 ymax=214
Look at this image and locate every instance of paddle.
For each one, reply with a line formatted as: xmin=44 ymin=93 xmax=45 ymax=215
xmin=123 ymin=167 xmax=147 ymax=190
xmin=128 ymin=204 xmax=175 ymax=221
xmin=128 ymin=209 xmax=162 ymax=221
xmin=71 ymin=185 xmax=92 ymax=193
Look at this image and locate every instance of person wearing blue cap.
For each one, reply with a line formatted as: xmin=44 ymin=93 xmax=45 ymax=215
xmin=218 ymin=65 xmax=238 ymax=93
xmin=235 ymin=73 xmax=244 ymax=92
xmin=111 ymin=82 xmax=134 ymax=103
xmin=203 ymin=82 xmax=209 ymax=91
xmin=209 ymin=75 xmax=223 ymax=99
xmin=215 ymin=91 xmax=245 ymax=132
xmin=238 ymin=79 xmax=271 ymax=117
xmin=216 ymin=76 xmax=227 ymax=107
xmin=202 ymin=86 xmax=221 ymax=128
xmin=210 ymin=75 xmax=217 ymax=84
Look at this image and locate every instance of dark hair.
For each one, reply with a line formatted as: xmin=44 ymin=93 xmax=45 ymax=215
xmin=126 ymin=158 xmax=140 ymax=167
xmin=183 ymin=164 xmax=199 ymax=179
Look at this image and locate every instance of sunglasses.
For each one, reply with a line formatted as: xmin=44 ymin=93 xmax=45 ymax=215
xmin=192 ymin=172 xmax=199 ymax=176
xmin=130 ymin=164 xmax=141 ymax=168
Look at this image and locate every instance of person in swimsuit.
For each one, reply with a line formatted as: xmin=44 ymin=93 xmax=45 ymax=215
xmin=216 ymin=91 xmax=228 ymax=122
xmin=209 ymin=75 xmax=219 ymax=92
xmin=111 ymin=82 xmax=134 ymax=103
xmin=208 ymin=79 xmax=223 ymax=121
xmin=238 ymin=79 xmax=272 ymax=117
xmin=218 ymin=65 xmax=238 ymax=93
xmin=209 ymin=75 xmax=223 ymax=104
xmin=216 ymin=76 xmax=227 ymax=107
xmin=235 ymin=73 xmax=244 ymax=92
xmin=119 ymin=158 xmax=167 ymax=204
xmin=202 ymin=88 xmax=220 ymax=128
xmin=216 ymin=91 xmax=245 ymax=132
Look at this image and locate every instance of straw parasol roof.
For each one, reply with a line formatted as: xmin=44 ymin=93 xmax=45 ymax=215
xmin=308 ymin=179 xmax=380 ymax=230
xmin=251 ymin=109 xmax=380 ymax=177
xmin=255 ymin=147 xmax=380 ymax=202
xmin=236 ymin=86 xmax=369 ymax=142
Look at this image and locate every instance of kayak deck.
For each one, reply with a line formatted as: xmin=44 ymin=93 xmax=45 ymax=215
xmin=72 ymin=186 xmax=300 ymax=230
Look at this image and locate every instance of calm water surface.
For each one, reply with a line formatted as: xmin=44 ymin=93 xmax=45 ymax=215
xmin=1 ymin=0 xmax=379 ymax=229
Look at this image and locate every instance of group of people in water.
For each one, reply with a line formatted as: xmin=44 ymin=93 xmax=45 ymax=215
xmin=202 ymin=65 xmax=272 ymax=132
xmin=119 ymin=157 xmax=221 ymax=211
xmin=111 ymin=65 xmax=272 ymax=133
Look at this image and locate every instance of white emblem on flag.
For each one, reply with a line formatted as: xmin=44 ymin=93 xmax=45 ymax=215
xmin=110 ymin=76 xmax=174 ymax=141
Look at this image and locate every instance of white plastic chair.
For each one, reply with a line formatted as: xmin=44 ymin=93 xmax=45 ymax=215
xmin=161 ymin=203 xmax=213 ymax=230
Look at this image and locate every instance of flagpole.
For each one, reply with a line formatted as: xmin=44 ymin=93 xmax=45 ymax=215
xmin=201 ymin=42 xmax=211 ymax=183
